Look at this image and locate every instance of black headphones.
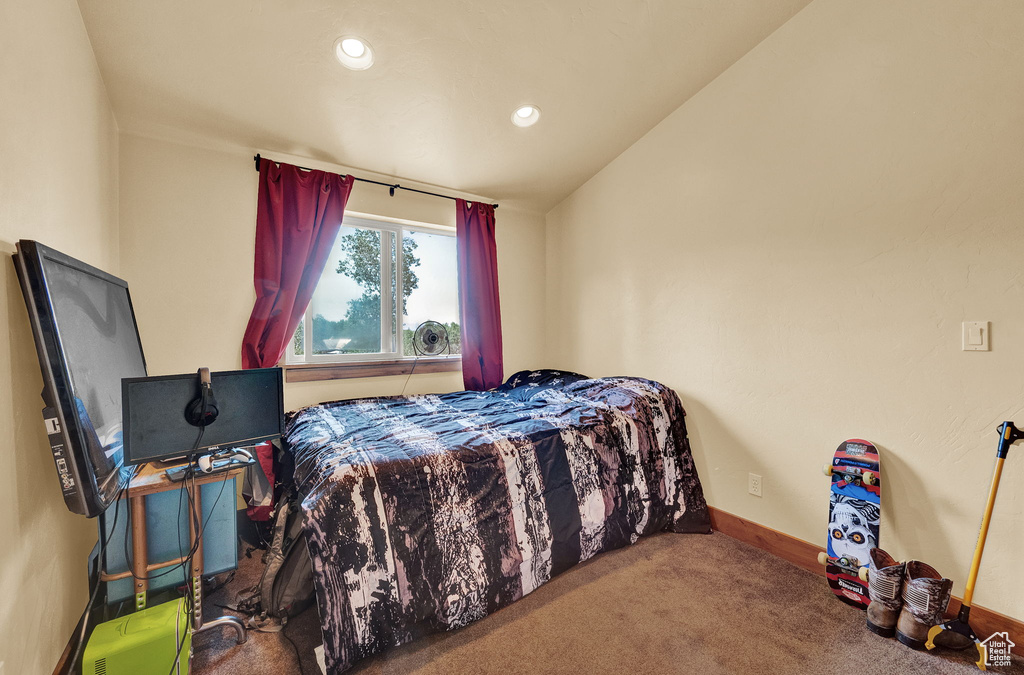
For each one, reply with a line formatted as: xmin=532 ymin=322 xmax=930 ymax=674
xmin=185 ymin=367 xmax=220 ymax=427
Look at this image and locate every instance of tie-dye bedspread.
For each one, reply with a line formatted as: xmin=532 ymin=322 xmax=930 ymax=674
xmin=284 ymin=370 xmax=711 ymax=673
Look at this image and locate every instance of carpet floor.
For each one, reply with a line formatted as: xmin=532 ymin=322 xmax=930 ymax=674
xmin=194 ymin=532 xmax=1023 ymax=674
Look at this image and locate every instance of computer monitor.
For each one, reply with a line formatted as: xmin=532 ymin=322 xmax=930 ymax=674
xmin=13 ymin=240 xmax=147 ymax=517
xmin=122 ymin=368 xmax=284 ymax=465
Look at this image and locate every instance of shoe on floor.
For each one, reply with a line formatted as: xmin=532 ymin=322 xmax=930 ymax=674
xmin=866 ymin=548 xmax=905 ymax=638
xmin=895 ymin=560 xmax=952 ymax=650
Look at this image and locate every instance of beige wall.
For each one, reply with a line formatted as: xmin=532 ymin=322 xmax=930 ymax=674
xmin=546 ymin=0 xmax=1024 ymax=619
xmin=0 ymin=0 xmax=120 ymax=672
xmin=118 ymin=134 xmax=547 ymax=411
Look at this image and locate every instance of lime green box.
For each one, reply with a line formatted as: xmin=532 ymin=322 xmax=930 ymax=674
xmin=82 ymin=598 xmax=190 ymax=675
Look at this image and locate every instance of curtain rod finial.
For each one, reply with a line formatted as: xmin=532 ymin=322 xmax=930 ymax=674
xmin=254 ymin=153 xmax=261 ymax=171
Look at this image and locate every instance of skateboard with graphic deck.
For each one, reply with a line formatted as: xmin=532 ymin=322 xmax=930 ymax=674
xmin=817 ymin=439 xmax=881 ymax=609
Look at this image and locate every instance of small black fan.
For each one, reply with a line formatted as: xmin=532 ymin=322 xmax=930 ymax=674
xmin=412 ymin=321 xmax=450 ymax=356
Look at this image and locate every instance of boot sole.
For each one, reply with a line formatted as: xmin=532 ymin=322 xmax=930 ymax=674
xmin=896 ymin=631 xmax=927 ymax=650
xmin=866 ymin=620 xmax=896 ymax=638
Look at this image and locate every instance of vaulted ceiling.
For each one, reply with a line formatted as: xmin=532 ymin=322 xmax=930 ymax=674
xmin=78 ymin=0 xmax=812 ymax=212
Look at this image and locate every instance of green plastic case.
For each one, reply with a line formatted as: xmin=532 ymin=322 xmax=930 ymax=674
xmin=82 ymin=598 xmax=190 ymax=675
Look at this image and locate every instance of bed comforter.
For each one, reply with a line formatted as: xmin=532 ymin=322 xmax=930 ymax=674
xmin=284 ymin=370 xmax=711 ymax=673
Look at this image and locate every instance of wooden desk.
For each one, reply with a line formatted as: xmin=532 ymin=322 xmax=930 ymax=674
xmin=100 ymin=461 xmax=248 ymax=644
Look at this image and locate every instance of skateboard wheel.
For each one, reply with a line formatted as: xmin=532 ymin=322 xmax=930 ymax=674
xmin=862 ymin=471 xmax=876 ymax=486
xmin=859 ymin=567 xmax=869 ymax=583
xmin=822 ymin=464 xmax=833 ymax=477
xmin=817 ymin=552 xmax=828 ymax=566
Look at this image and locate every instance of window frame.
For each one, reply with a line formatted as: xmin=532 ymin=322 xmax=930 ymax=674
xmin=284 ymin=213 xmax=462 ymax=372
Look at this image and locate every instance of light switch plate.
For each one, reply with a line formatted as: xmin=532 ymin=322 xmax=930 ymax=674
xmin=962 ymin=321 xmax=990 ymax=351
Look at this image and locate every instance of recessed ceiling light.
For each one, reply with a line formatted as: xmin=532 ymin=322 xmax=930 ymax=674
xmin=511 ymin=104 xmax=541 ymax=127
xmin=340 ymin=38 xmax=365 ymax=58
xmin=334 ymin=36 xmax=374 ymax=70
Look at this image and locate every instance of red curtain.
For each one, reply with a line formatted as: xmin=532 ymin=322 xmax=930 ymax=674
xmin=241 ymin=159 xmax=352 ymax=521
xmin=241 ymin=160 xmax=354 ymax=369
xmin=456 ymin=199 xmax=503 ymax=390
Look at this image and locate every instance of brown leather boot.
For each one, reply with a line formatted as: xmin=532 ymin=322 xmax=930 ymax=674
xmin=895 ymin=561 xmax=953 ymax=649
xmin=866 ymin=548 xmax=905 ymax=638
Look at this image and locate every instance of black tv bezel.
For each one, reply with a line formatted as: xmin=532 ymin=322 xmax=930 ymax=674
xmin=121 ymin=367 xmax=285 ymax=465
xmin=13 ymin=240 xmax=147 ymax=518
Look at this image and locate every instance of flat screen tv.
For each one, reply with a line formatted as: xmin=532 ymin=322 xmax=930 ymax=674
xmin=122 ymin=368 xmax=284 ymax=465
xmin=13 ymin=240 xmax=147 ymax=517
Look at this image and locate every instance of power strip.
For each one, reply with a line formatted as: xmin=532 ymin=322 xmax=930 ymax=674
xmin=164 ymin=457 xmax=255 ymax=482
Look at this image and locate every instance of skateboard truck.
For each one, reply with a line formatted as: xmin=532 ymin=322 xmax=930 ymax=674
xmin=817 ymin=552 xmax=869 ymax=581
xmin=925 ymin=421 xmax=1023 ymax=671
xmin=822 ymin=464 xmax=878 ymax=487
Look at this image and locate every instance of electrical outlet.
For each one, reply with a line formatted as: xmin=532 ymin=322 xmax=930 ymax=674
xmin=748 ymin=473 xmax=763 ymax=497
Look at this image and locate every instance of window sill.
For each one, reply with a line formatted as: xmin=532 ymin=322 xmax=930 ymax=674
xmin=284 ymin=357 xmax=462 ymax=383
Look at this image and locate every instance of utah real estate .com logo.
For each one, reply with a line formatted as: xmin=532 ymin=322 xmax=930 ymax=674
xmin=981 ymin=632 xmax=1014 ymax=669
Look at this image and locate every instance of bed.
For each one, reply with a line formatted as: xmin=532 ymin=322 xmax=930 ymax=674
xmin=284 ymin=369 xmax=711 ymax=673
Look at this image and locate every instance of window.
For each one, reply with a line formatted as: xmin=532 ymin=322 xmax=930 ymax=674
xmin=287 ymin=214 xmax=461 ymax=371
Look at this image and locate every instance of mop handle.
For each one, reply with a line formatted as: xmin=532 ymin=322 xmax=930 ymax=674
xmin=961 ymin=421 xmax=1021 ymax=608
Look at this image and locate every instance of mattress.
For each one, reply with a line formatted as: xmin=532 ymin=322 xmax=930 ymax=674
xmin=284 ymin=370 xmax=711 ymax=673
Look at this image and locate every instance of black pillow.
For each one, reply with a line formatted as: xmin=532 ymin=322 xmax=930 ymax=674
xmin=494 ymin=369 xmax=590 ymax=400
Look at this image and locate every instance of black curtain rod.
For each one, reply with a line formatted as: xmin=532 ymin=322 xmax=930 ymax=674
xmin=253 ymin=154 xmax=498 ymax=209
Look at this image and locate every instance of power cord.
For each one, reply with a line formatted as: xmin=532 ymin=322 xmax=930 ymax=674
xmin=399 ymin=357 xmax=419 ymax=397
xmin=69 ymin=466 xmax=134 ymax=673
xmin=282 ymin=624 xmax=308 ymax=675
xmin=167 ymin=463 xmax=198 ymax=675
xmin=162 ymin=384 xmax=234 ymax=675
xmin=165 ymin=391 xmax=209 ymax=675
